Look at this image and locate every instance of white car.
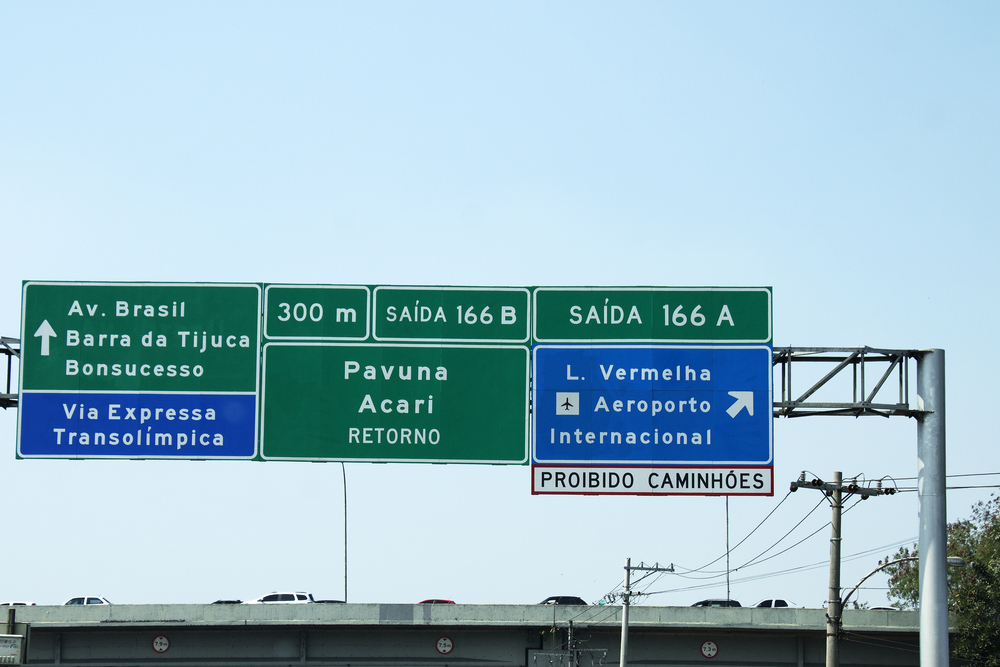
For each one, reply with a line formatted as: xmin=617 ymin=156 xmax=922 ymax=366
xmin=63 ymin=596 xmax=112 ymax=605
xmin=244 ymin=592 xmax=314 ymax=604
xmin=0 ymin=602 xmax=36 ymax=606
xmin=754 ymin=598 xmax=796 ymax=608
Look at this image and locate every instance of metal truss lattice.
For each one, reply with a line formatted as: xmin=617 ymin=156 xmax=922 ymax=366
xmin=0 ymin=340 xmax=927 ymax=419
xmin=1 ymin=337 xmax=18 ymax=409
xmin=773 ymin=346 xmax=920 ymax=418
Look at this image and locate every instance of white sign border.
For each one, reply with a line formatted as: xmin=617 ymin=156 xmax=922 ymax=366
xmin=532 ymin=287 xmax=772 ymax=344
xmin=260 ymin=342 xmax=530 ymax=464
xmin=531 ymin=465 xmax=774 ymax=496
xmin=531 ymin=344 xmax=773 ymax=466
xmin=263 ymin=284 xmax=371 ymax=341
xmin=17 ymin=281 xmax=262 ymax=461
xmin=372 ymin=286 xmax=531 ymax=344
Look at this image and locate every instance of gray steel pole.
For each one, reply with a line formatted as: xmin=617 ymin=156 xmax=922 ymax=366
xmin=826 ymin=471 xmax=842 ymax=667
xmin=725 ymin=497 xmax=731 ymax=600
xmin=619 ymin=558 xmax=630 ymax=667
xmin=917 ymin=350 xmax=948 ymax=667
xmin=342 ymin=462 xmax=348 ymax=603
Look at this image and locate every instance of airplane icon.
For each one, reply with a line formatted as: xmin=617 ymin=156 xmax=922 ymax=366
xmin=555 ymin=392 xmax=579 ymax=416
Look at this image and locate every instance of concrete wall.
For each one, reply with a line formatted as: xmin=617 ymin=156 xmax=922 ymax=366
xmin=4 ymin=603 xmax=923 ymax=667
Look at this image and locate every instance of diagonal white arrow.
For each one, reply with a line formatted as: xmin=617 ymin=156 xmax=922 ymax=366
xmin=34 ymin=320 xmax=57 ymax=357
xmin=726 ymin=391 xmax=754 ymax=418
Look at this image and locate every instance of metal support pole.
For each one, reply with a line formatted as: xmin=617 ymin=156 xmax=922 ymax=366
xmin=568 ymin=620 xmax=575 ymax=667
xmin=917 ymin=350 xmax=948 ymax=667
xmin=826 ymin=471 xmax=842 ymax=667
xmin=725 ymin=497 xmax=731 ymax=600
xmin=619 ymin=558 xmax=630 ymax=667
xmin=342 ymin=462 xmax=348 ymax=603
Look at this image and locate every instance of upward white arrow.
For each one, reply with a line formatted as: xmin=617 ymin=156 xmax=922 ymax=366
xmin=34 ymin=320 xmax=57 ymax=357
xmin=726 ymin=391 xmax=754 ymax=418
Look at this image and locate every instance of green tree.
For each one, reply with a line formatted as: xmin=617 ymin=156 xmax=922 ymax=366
xmin=884 ymin=494 xmax=1000 ymax=666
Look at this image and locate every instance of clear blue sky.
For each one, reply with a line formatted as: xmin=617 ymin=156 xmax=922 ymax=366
xmin=1 ymin=2 xmax=997 ymax=607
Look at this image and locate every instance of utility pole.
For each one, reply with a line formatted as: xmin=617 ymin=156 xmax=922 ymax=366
xmin=790 ymin=471 xmax=896 ymax=667
xmin=568 ymin=621 xmax=575 ymax=667
xmin=827 ymin=471 xmax=842 ymax=667
xmin=617 ymin=559 xmax=674 ymax=667
xmin=619 ymin=558 xmax=630 ymax=667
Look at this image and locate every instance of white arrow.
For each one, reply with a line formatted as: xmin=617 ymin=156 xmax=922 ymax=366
xmin=34 ymin=320 xmax=57 ymax=357
xmin=726 ymin=391 xmax=754 ymax=418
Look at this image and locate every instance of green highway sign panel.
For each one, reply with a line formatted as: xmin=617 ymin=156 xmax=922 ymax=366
xmin=18 ymin=282 xmax=261 ymax=459
xmin=14 ymin=282 xmax=771 ymax=467
xmin=264 ymin=285 xmax=370 ymax=340
xmin=260 ymin=343 xmax=529 ymax=463
xmin=532 ymin=287 xmax=771 ymax=343
xmin=373 ymin=286 xmax=530 ymax=343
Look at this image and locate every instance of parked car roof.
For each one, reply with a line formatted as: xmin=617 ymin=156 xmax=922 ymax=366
xmin=244 ymin=592 xmax=315 ymax=604
xmin=754 ymin=598 xmax=795 ymax=608
xmin=692 ymin=599 xmax=741 ymax=607
xmin=63 ymin=596 xmax=112 ymax=605
xmin=539 ymin=596 xmax=588 ymax=605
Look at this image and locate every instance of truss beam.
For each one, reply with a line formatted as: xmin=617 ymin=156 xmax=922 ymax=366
xmin=0 ymin=336 xmax=18 ymax=410
xmin=773 ymin=346 xmax=919 ymax=418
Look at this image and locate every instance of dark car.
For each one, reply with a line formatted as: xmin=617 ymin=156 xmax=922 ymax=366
xmin=539 ymin=596 xmax=588 ymax=605
xmin=692 ymin=599 xmax=741 ymax=607
xmin=419 ymin=599 xmax=455 ymax=604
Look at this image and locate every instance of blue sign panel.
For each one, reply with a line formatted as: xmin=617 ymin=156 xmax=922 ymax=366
xmin=18 ymin=392 xmax=257 ymax=458
xmin=532 ymin=345 xmax=772 ymax=465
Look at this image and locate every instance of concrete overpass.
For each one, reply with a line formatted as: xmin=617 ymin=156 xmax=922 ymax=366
xmin=4 ymin=603 xmax=924 ymax=666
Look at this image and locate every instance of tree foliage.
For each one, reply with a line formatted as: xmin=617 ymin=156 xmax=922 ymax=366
xmin=884 ymin=494 xmax=1000 ymax=666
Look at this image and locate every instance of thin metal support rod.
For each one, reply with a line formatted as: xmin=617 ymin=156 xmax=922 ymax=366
xmin=725 ymin=497 xmax=731 ymax=600
xmin=852 ymin=358 xmax=858 ymax=404
xmin=782 ymin=357 xmax=788 ymax=404
xmin=860 ymin=349 xmax=866 ymax=404
xmin=917 ymin=350 xmax=947 ymax=667
xmin=619 ymin=558 xmax=630 ymax=667
xmin=342 ymin=462 xmax=348 ymax=602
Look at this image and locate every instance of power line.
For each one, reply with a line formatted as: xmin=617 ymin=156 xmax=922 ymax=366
xmin=895 ymin=484 xmax=1000 ymax=492
xmin=732 ymin=495 xmax=830 ymax=571
xmin=889 ymin=471 xmax=1000 ymax=481
xmin=614 ymin=529 xmax=917 ymax=609
xmin=673 ymin=491 xmax=813 ymax=577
